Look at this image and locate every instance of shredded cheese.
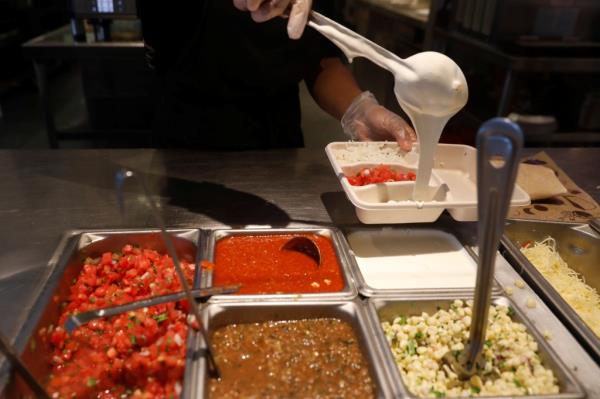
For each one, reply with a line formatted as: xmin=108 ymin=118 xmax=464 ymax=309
xmin=521 ymin=237 xmax=600 ymax=337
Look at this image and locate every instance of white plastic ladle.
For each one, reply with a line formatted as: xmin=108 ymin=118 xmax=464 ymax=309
xmin=308 ymin=12 xmax=468 ymax=201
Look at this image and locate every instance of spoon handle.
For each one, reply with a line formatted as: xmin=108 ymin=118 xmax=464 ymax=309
xmin=308 ymin=11 xmax=410 ymax=73
xmin=467 ymin=118 xmax=523 ymax=372
xmin=0 ymin=331 xmax=50 ymax=398
xmin=589 ymin=218 xmax=600 ymax=235
xmin=64 ymin=285 xmax=241 ymax=333
xmin=115 ymin=169 xmax=221 ymax=378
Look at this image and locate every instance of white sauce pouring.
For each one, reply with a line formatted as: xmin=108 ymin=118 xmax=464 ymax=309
xmin=309 ymin=13 xmax=468 ymax=201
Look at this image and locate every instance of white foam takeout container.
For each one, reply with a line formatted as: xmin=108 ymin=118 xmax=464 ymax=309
xmin=325 ymin=142 xmax=530 ymax=224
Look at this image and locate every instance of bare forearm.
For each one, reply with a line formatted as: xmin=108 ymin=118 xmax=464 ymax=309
xmin=307 ymin=57 xmax=362 ymax=120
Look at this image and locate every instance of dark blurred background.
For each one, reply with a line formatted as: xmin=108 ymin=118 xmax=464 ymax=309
xmin=0 ymin=0 xmax=599 ymax=149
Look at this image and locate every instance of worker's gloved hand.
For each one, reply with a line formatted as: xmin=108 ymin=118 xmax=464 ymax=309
xmin=232 ymin=0 xmax=313 ymax=39
xmin=341 ymin=91 xmax=417 ymax=151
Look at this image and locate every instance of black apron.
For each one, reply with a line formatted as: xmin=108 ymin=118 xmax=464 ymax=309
xmin=140 ymin=0 xmax=338 ymax=149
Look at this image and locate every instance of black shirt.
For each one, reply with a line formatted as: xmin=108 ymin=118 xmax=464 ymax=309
xmin=140 ymin=1 xmax=339 ymax=149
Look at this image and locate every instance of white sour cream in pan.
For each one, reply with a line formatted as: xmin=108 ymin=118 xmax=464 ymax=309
xmin=347 ymin=229 xmax=476 ymax=289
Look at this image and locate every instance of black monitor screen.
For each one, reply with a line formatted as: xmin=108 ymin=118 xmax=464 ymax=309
xmin=71 ymin=0 xmax=137 ymax=17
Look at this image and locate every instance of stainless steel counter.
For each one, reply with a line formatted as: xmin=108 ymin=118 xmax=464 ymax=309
xmin=0 ymin=147 xmax=598 ymax=391
xmin=0 ymin=149 xmax=343 ymax=344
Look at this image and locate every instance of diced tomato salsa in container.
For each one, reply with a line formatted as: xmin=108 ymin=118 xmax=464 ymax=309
xmin=39 ymin=245 xmax=195 ymax=399
xmin=212 ymin=233 xmax=345 ymax=294
xmin=346 ymin=165 xmax=416 ymax=186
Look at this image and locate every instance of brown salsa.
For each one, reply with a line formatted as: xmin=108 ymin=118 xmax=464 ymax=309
xmin=208 ymin=318 xmax=376 ymax=398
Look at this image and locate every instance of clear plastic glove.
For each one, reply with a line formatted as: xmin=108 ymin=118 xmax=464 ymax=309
xmin=232 ymin=0 xmax=313 ymax=39
xmin=341 ymin=91 xmax=417 ymax=151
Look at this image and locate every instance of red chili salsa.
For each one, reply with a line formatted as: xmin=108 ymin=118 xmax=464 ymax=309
xmin=212 ymin=234 xmax=345 ymax=294
xmin=39 ymin=245 xmax=195 ymax=399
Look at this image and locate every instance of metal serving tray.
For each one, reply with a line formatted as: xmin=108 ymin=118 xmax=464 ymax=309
xmin=202 ymin=228 xmax=358 ymax=302
xmin=189 ymin=300 xmax=394 ymax=399
xmin=501 ymin=220 xmax=600 ymax=364
xmin=343 ymin=225 xmax=502 ymax=297
xmin=365 ymin=295 xmax=585 ymax=399
xmin=3 ymin=229 xmax=202 ymax=398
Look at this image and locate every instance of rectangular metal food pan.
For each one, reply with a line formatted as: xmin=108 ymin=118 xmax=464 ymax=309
xmin=342 ymin=224 xmax=502 ymax=297
xmin=189 ymin=300 xmax=394 ymax=399
xmin=202 ymin=227 xmax=358 ymax=302
xmin=501 ymin=220 xmax=600 ymax=364
xmin=365 ymin=295 xmax=585 ymax=399
xmin=3 ymin=229 xmax=202 ymax=398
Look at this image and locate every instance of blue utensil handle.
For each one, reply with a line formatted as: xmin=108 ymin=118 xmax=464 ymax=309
xmin=465 ymin=117 xmax=523 ymax=373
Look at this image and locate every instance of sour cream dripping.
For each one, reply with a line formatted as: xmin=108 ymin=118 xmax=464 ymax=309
xmin=309 ymin=12 xmax=468 ymax=201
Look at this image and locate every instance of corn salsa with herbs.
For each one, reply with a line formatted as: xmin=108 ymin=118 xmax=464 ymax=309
xmin=381 ymin=300 xmax=559 ymax=397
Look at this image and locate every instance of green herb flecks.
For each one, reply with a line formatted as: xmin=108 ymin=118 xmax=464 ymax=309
xmin=406 ymin=340 xmax=417 ymax=356
xmin=153 ymin=313 xmax=168 ymax=323
xmin=514 ymin=379 xmax=523 ymax=388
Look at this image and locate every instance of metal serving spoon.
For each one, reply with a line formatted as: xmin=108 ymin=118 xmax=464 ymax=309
xmin=0 ymin=331 xmax=50 ymax=398
xmin=442 ymin=118 xmax=523 ymax=379
xmin=64 ymin=284 xmax=240 ymax=332
xmin=115 ymin=169 xmax=221 ymax=378
xmin=589 ymin=218 xmax=600 ymax=235
xmin=281 ymin=236 xmax=321 ymax=267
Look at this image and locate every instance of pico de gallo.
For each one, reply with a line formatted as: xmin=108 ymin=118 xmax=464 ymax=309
xmin=38 ymin=245 xmax=196 ymax=399
xmin=346 ymin=165 xmax=416 ymax=186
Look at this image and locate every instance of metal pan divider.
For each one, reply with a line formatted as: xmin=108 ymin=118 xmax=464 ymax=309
xmin=12 ymin=230 xmax=81 ymax=354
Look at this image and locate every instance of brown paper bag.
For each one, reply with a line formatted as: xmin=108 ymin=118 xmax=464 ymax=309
xmin=516 ymin=163 xmax=567 ymax=201
xmin=509 ymin=152 xmax=600 ymax=222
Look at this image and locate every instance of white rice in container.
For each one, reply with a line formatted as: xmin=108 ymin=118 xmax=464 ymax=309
xmin=332 ymin=142 xmax=411 ymax=164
